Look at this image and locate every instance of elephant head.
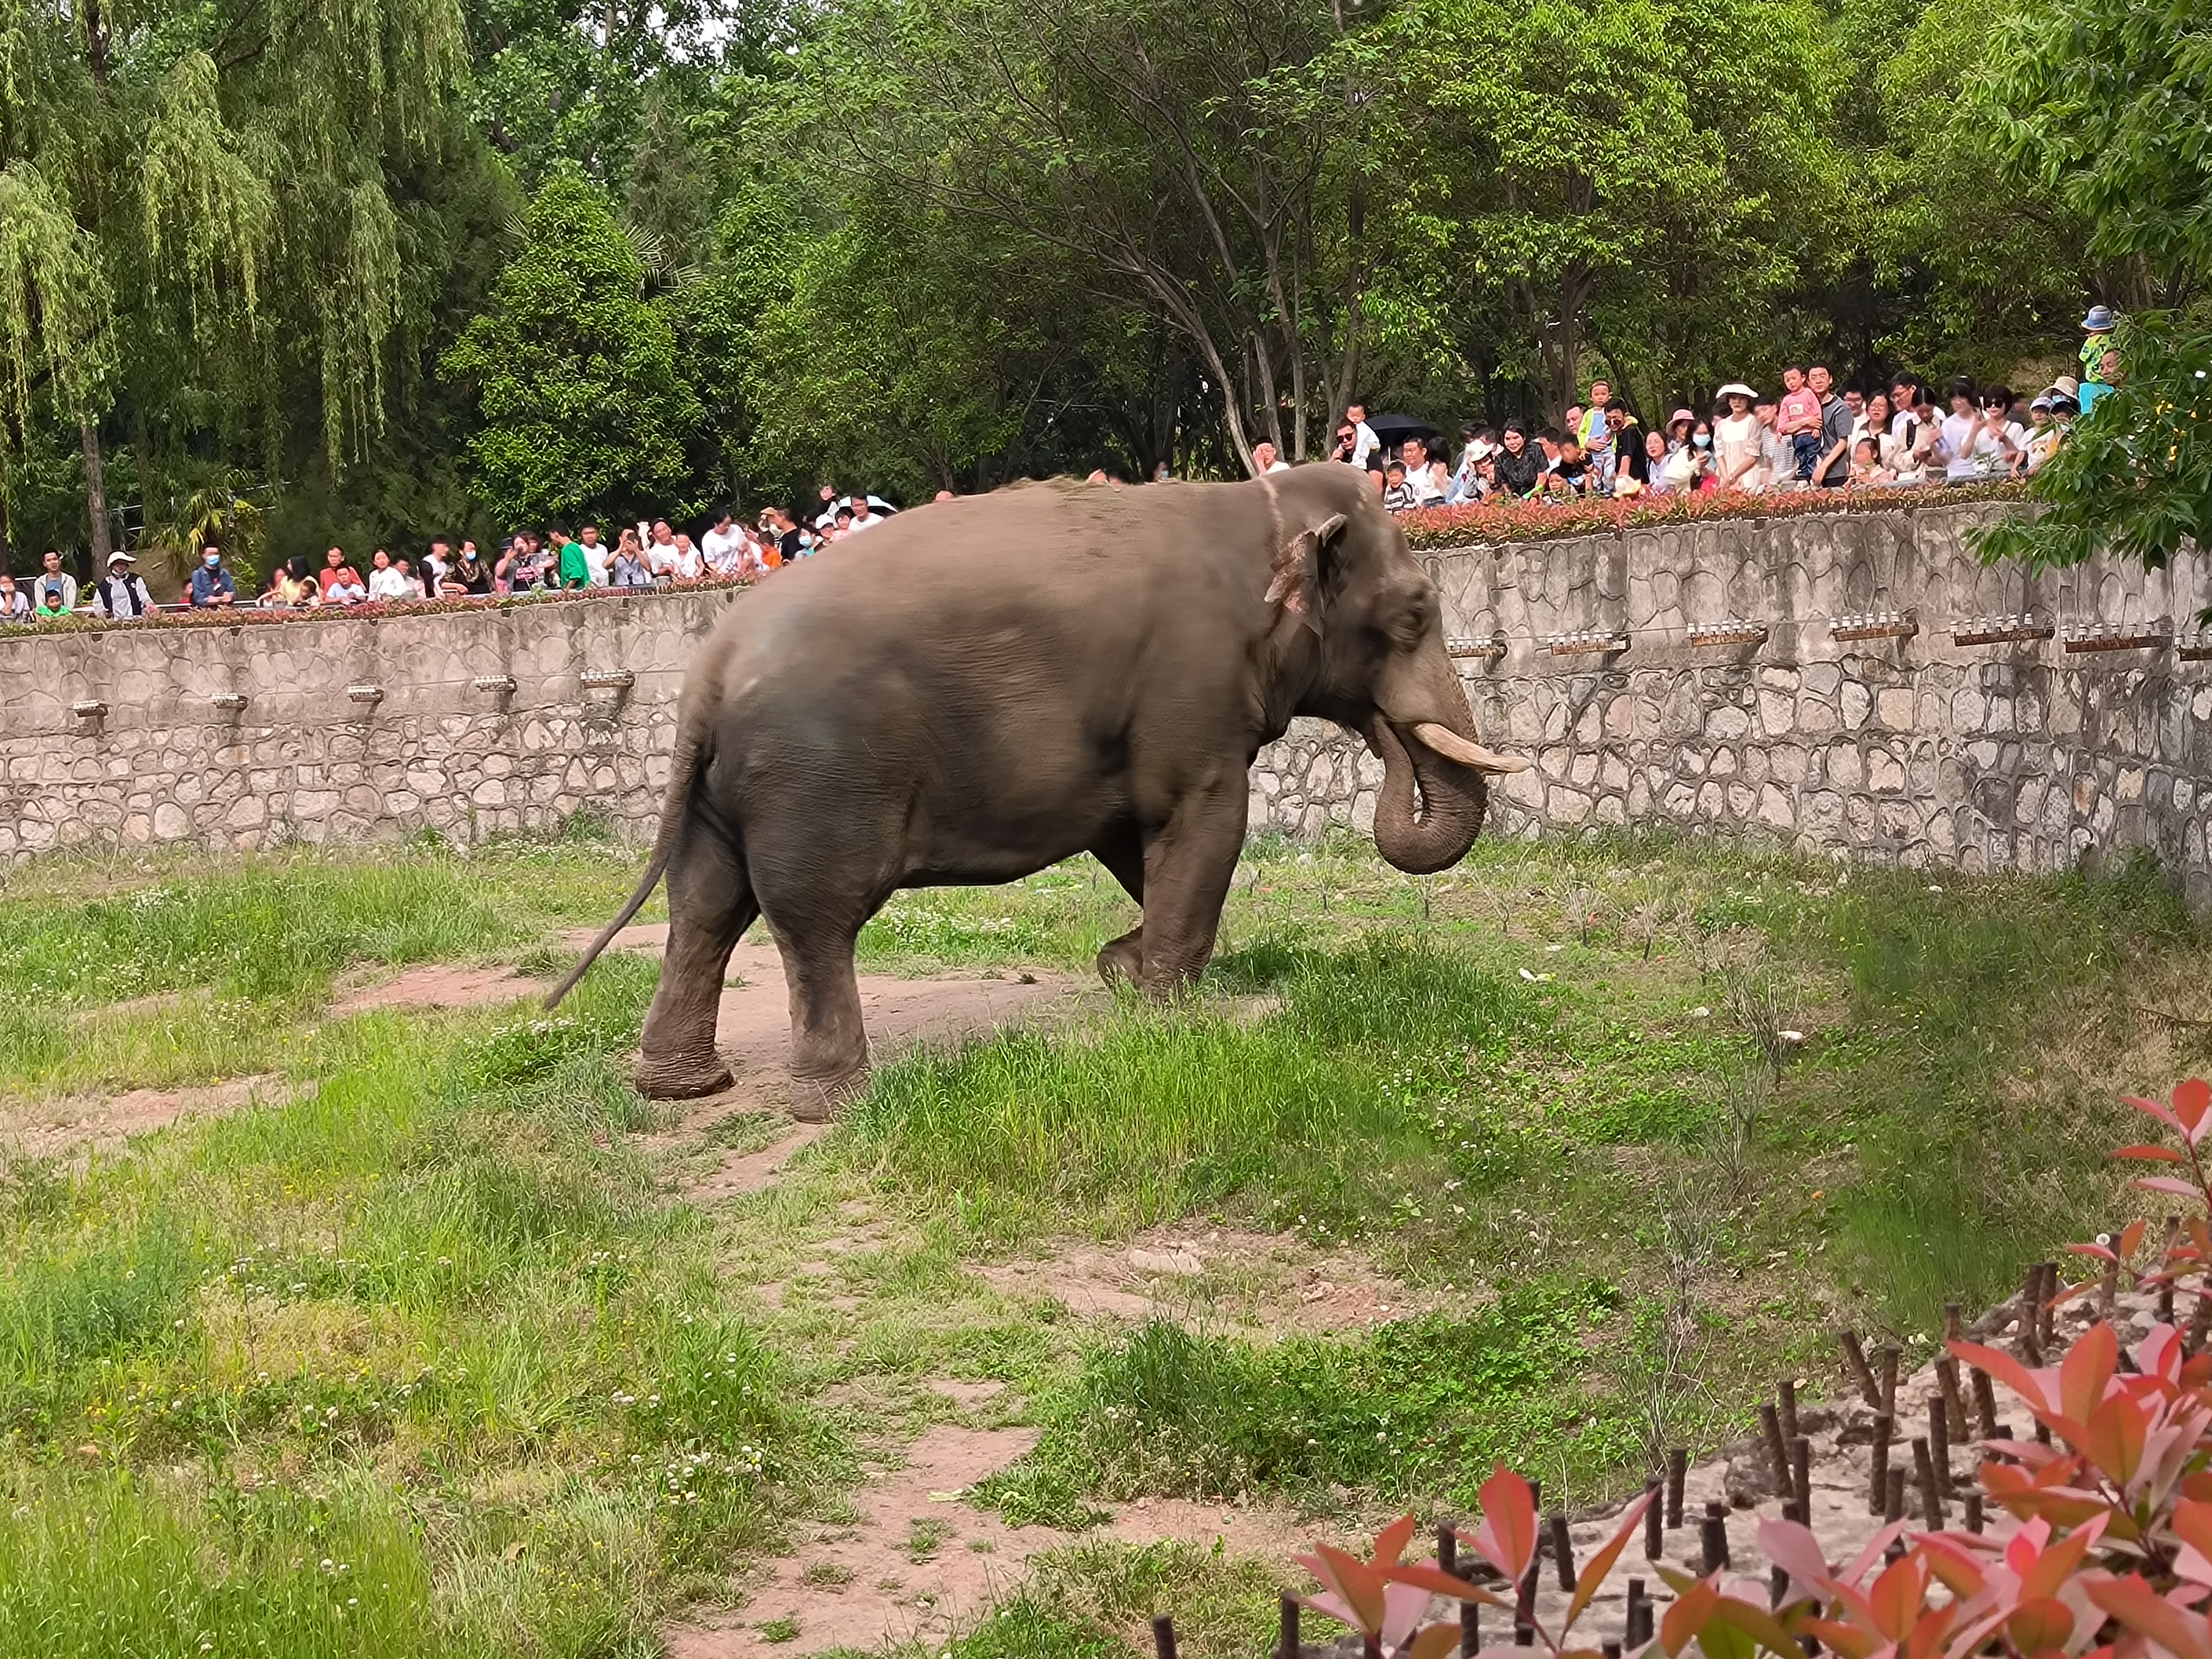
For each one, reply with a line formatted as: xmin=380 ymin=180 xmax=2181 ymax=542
xmin=1266 ymin=471 xmax=1526 ymax=874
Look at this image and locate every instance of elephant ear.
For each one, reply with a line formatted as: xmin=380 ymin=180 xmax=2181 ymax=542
xmin=1264 ymin=511 xmax=1346 ymax=633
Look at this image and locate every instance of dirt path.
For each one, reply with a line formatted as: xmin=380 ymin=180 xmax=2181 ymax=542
xmin=574 ymin=928 xmax=1085 ymax=1197
xmin=663 ymin=1420 xmax=1317 ymax=1658
xmin=0 ymin=1074 xmax=288 ymax=1161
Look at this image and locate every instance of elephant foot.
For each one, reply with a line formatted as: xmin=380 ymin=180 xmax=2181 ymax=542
xmin=1096 ymin=930 xmax=1145 ymax=988
xmin=634 ymin=1050 xmax=736 ymax=1101
xmin=788 ymin=1065 xmax=869 ymax=1124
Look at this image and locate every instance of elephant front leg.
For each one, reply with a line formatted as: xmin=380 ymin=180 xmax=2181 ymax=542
xmin=1135 ymin=777 xmax=1247 ymax=996
xmin=636 ymin=830 xmax=756 ymax=1100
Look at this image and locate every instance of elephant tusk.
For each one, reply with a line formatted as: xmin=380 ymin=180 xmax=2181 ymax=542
xmin=1411 ymin=721 xmax=1532 ymax=774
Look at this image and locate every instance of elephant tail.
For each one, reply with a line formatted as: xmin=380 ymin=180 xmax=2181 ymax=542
xmin=543 ymin=716 xmax=712 ymax=1010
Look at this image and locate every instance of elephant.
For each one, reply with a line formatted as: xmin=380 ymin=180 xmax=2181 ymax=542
xmin=548 ymin=462 xmax=1527 ymax=1112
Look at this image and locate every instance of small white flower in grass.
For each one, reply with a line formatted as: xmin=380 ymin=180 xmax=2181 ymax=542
xmin=1779 ymin=1030 xmax=1806 ymax=1044
xmin=1691 ymin=1006 xmax=1711 ymax=1019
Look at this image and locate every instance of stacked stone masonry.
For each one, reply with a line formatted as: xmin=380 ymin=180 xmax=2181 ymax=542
xmin=5 ymin=502 xmax=2207 ymax=902
xmin=1251 ymin=501 xmax=2212 ymax=905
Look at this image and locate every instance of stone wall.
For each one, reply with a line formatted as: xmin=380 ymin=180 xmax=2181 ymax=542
xmin=0 ymin=592 xmax=735 ymax=854
xmin=8 ymin=503 xmax=2209 ymax=903
xmin=1250 ymin=501 xmax=2212 ymax=903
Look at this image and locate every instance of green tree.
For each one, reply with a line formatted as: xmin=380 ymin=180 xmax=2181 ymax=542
xmin=1967 ymin=0 xmax=2212 ymax=576
xmin=0 ymin=0 xmax=469 ymax=558
xmin=1379 ymin=0 xmax=1834 ymax=421
xmin=443 ymin=168 xmax=707 ymax=525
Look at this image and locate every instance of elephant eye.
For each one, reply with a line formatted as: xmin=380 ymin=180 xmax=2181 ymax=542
xmin=1391 ymin=591 xmax=1434 ymax=648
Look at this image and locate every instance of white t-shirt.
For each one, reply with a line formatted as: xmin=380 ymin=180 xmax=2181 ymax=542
xmin=367 ymin=566 xmax=410 ymax=600
xmin=1350 ymin=421 xmax=1380 ymax=467
xmin=579 ymin=539 xmax=611 ymax=586
xmin=646 ymin=538 xmax=685 ymax=577
xmin=1266 ymin=460 xmax=1292 ymax=473
xmin=1940 ymin=413 xmax=2000 ymax=480
xmin=846 ymin=514 xmax=885 ymax=535
xmin=701 ymin=525 xmax=748 ymax=574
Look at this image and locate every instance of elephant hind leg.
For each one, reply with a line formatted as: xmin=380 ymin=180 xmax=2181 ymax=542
xmin=636 ymin=825 xmax=756 ymax=1100
xmin=778 ymin=919 xmax=869 ymax=1122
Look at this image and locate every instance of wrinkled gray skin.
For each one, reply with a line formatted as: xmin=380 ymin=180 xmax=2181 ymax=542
xmin=549 ymin=464 xmax=1524 ymax=1113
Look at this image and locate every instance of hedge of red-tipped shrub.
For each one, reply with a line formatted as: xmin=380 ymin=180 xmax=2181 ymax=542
xmin=1398 ymin=480 xmax=2025 ymax=550
xmin=1290 ymin=1077 xmax=2212 ymax=1659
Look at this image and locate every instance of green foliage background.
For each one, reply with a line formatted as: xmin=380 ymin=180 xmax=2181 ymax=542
xmin=0 ymin=0 xmax=2200 ymax=579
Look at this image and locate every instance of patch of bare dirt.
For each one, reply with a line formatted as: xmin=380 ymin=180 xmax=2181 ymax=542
xmin=974 ymin=1220 xmax=1439 ymax=1335
xmin=612 ymin=936 xmax=1082 ymax=1198
xmin=661 ymin=1423 xmax=1318 ymax=1658
xmin=332 ymin=963 xmax=545 ymax=1015
xmin=1 ymin=1074 xmax=286 ymax=1160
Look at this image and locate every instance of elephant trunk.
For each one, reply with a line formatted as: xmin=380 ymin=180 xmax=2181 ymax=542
xmin=1368 ymin=717 xmax=1489 ymax=875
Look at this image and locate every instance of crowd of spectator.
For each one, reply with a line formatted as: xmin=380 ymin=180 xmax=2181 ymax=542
xmin=9 ymin=312 xmax=2123 ymax=622
xmin=17 ymin=489 xmax=909 ymax=621
xmin=1352 ymin=359 xmax=2099 ymax=517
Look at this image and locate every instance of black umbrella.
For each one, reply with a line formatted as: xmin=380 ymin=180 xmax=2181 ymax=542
xmin=1364 ymin=412 xmax=1442 ymax=447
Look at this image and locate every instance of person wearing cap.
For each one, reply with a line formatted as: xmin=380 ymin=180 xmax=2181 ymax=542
xmin=93 ymin=550 xmax=154 ymax=618
xmin=2079 ymin=305 xmax=2121 ymax=413
xmin=1713 ymin=383 xmax=1761 ymax=489
xmin=38 ymin=549 xmax=77 ymax=611
xmin=188 ymin=545 xmax=236 ymax=608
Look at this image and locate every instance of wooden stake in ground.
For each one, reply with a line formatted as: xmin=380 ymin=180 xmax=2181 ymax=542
xmin=1971 ymin=1366 xmax=1999 ymax=1438
xmin=1667 ymin=1449 xmax=1688 ymax=1527
xmin=1885 ymin=1464 xmax=1907 ymax=1523
xmin=1277 ymin=1596 xmax=1299 ymax=1659
xmin=1838 ymin=1330 xmax=1883 ymax=1407
xmin=1945 ymin=1301 xmax=1963 ymax=1342
xmin=1879 ymin=1344 xmax=1901 ymax=1418
xmin=1965 ymin=1491 xmax=1985 ymax=1535
xmin=1913 ymin=1436 xmax=1946 ymax=1528
xmin=2190 ymin=1289 xmax=2212 ymax=1356
xmin=1778 ymin=1377 xmax=1800 ymax=1447
xmin=1790 ymin=1435 xmax=1812 ymax=1515
xmin=1643 ymin=1476 xmax=1663 ymax=1560
xmin=1936 ymin=1355 xmax=1969 ymax=1439
xmin=1868 ymin=1412 xmax=1892 ymax=1516
xmin=1928 ymin=1394 xmax=1952 ymax=1498
xmin=1761 ymin=1402 xmax=1791 ymax=1496
xmin=1550 ymin=1512 xmax=1577 ymax=1591
xmin=2037 ymin=1262 xmax=2058 ymax=1348
xmin=1701 ymin=1501 xmax=1729 ymax=1573
xmin=2017 ymin=1264 xmax=2044 ymax=1363
xmin=1151 ymin=1614 xmax=1178 ymax=1659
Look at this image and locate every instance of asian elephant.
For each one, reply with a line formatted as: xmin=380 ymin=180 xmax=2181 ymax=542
xmin=548 ymin=463 xmax=1527 ymax=1112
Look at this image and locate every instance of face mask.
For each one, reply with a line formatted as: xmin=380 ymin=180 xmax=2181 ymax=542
xmin=1693 ymin=435 xmax=1711 ymax=450
xmin=205 ymin=553 xmax=221 ymax=566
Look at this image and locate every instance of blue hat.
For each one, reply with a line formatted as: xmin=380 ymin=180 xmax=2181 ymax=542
xmin=2082 ymin=304 xmax=2117 ymax=331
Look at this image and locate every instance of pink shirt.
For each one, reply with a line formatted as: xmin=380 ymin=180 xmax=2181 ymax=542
xmin=1778 ymin=388 xmax=1822 ymax=435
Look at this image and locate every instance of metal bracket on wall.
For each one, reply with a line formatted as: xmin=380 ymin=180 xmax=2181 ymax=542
xmin=2180 ymin=636 xmax=2212 ymax=663
xmin=1830 ymin=612 xmax=1917 ymax=643
xmin=1689 ymin=619 xmax=1771 ymax=648
xmin=1952 ymin=616 xmax=2054 ymax=646
xmin=580 ymin=670 xmax=635 ymax=691
xmin=1545 ymin=629 xmax=1629 ymax=657
xmin=210 ymin=692 xmax=249 ymax=712
xmin=473 ymin=675 xmax=518 ymax=693
xmin=1446 ymin=635 xmax=1507 ymax=660
xmin=346 ymin=684 xmax=385 ymax=705
xmin=71 ymin=699 xmax=107 ymax=720
xmin=2062 ymin=624 xmax=2173 ymax=654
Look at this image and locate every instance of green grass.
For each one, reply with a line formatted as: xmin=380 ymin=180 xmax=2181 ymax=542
xmin=0 ymin=941 xmax=842 ymax=1658
xmin=3 ymin=828 xmax=2208 ymax=1657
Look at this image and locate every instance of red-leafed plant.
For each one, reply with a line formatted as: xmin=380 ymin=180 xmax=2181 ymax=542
xmin=1294 ymin=1470 xmax=1655 ymax=1657
xmin=1292 ymin=1077 xmax=2212 ymax=1659
xmin=1396 ymin=480 xmax=2022 ymax=550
